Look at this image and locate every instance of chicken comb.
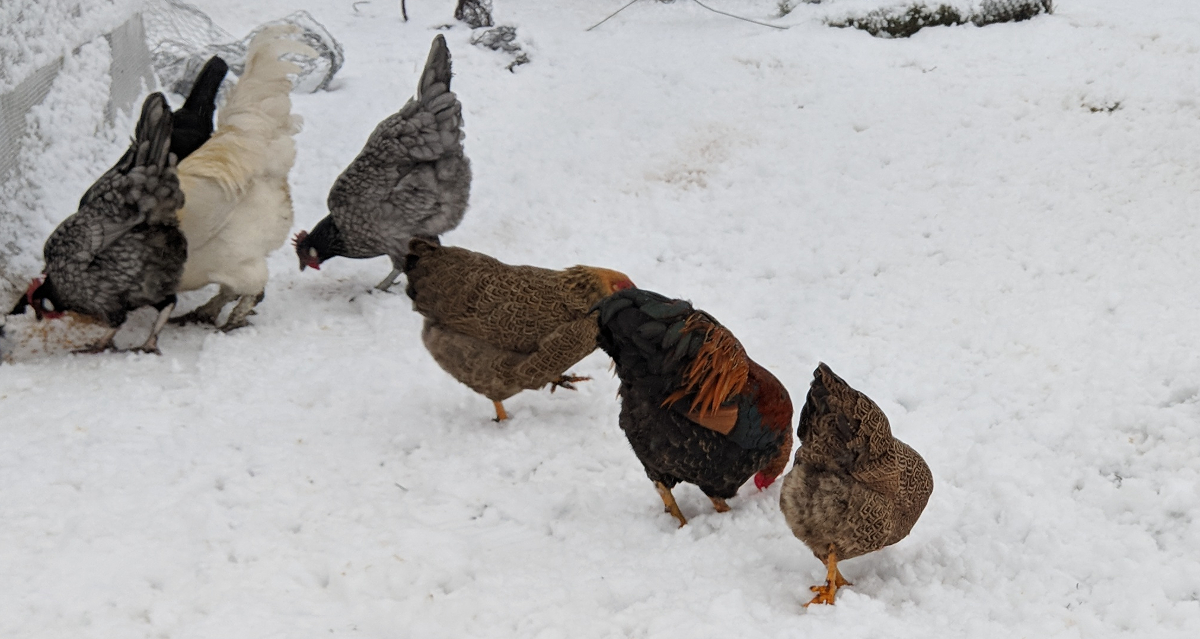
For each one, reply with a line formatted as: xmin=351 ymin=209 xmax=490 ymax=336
xmin=25 ymin=275 xmax=45 ymax=305
xmin=292 ymin=230 xmax=309 ymax=248
xmin=663 ymin=315 xmax=749 ymax=417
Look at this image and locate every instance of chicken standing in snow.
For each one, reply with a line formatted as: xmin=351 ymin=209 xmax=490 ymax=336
xmin=404 ymin=238 xmax=634 ymax=421
xmin=169 ymin=55 xmax=228 ymax=161
xmin=595 ymin=289 xmax=794 ymax=527
xmin=779 ymin=363 xmax=933 ymax=606
xmin=293 ymin=34 xmax=471 ymax=291
xmin=14 ymin=93 xmax=187 ymax=354
xmin=168 ymin=27 xmax=316 ymax=331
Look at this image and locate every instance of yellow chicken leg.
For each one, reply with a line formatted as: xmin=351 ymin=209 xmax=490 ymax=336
xmin=655 ymin=482 xmax=687 ymax=527
xmin=709 ymin=496 xmax=731 ymax=513
xmin=805 ymin=545 xmax=852 ymax=607
xmin=492 ymin=401 xmax=509 ymax=422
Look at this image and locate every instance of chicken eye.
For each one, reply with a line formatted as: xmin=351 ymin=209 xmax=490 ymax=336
xmin=308 ymin=248 xmax=318 ymax=258
xmin=41 ymin=299 xmax=55 ymax=312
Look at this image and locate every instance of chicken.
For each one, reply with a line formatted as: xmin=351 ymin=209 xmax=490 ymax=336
xmin=293 ymin=35 xmax=471 ymax=291
xmin=170 ymin=55 xmax=229 ymax=161
xmin=168 ymin=27 xmax=315 ymax=331
xmin=594 ymin=288 xmax=794 ymax=527
xmin=15 ymin=93 xmax=186 ymax=354
xmin=404 ymin=238 xmax=634 ymax=421
xmin=779 ymin=363 xmax=933 ymax=606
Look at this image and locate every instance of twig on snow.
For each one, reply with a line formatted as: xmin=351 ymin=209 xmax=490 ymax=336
xmin=691 ymin=0 xmax=788 ymax=29
xmin=587 ymin=0 xmax=789 ymax=32
xmin=587 ymin=0 xmax=644 ymax=32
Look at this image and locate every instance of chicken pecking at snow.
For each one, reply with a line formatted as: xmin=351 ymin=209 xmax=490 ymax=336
xmin=595 ymin=288 xmax=794 ymax=527
xmin=294 ymin=34 xmax=471 ymax=291
xmin=404 ymin=238 xmax=634 ymax=422
xmin=779 ymin=363 xmax=933 ymax=606
xmin=14 ymin=93 xmax=187 ymax=354
xmin=168 ymin=27 xmax=316 ymax=331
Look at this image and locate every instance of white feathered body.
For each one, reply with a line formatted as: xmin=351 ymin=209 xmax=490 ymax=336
xmin=176 ymin=26 xmax=315 ymax=296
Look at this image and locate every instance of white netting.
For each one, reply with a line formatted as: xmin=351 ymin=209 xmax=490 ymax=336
xmin=2 ymin=7 xmax=153 ymax=303
xmin=1 ymin=0 xmax=344 ymax=304
xmin=143 ymin=0 xmax=344 ymax=95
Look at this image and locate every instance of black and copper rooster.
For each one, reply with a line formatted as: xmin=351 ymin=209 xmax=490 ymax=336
xmin=595 ymin=288 xmax=794 ymax=527
xmin=14 ymin=93 xmax=187 ymax=354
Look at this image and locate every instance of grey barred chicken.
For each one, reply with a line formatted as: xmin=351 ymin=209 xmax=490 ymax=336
xmin=16 ymin=93 xmax=187 ymax=354
xmin=780 ymin=363 xmax=933 ymax=606
xmin=405 ymin=238 xmax=634 ymax=421
xmin=294 ymin=34 xmax=471 ymax=291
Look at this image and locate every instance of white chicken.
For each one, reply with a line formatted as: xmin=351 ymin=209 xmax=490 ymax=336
xmin=171 ymin=25 xmax=316 ymax=331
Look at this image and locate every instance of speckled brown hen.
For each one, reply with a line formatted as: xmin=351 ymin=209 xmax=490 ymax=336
xmin=404 ymin=238 xmax=634 ymax=421
xmin=780 ymin=363 xmax=933 ymax=606
xmin=595 ymin=288 xmax=794 ymax=527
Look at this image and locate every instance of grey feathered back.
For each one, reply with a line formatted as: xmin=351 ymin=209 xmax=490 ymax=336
xmin=325 ymin=35 xmax=471 ymax=267
xmin=42 ymin=93 xmax=187 ymax=327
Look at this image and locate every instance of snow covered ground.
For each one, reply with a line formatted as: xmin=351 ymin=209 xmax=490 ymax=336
xmin=4 ymin=0 xmax=1200 ymax=636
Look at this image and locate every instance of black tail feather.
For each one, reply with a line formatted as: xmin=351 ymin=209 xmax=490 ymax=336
xmin=172 ymin=56 xmax=228 ymax=160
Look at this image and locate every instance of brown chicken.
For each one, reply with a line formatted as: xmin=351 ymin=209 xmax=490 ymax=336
xmin=595 ymin=288 xmax=794 ymax=527
xmin=404 ymin=238 xmax=634 ymax=421
xmin=779 ymin=363 xmax=933 ymax=606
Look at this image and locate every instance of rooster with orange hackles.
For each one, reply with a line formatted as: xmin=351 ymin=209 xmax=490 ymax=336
xmin=595 ymin=289 xmax=794 ymax=527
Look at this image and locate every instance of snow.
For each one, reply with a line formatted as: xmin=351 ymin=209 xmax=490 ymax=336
xmin=4 ymin=0 xmax=1200 ymax=636
xmin=0 ymin=0 xmax=146 ymax=92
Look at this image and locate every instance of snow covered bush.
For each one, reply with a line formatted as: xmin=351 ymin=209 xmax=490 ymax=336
xmin=829 ymin=0 xmax=1053 ymax=38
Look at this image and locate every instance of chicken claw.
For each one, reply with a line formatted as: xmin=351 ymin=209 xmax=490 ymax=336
xmin=655 ymin=481 xmax=687 ymax=527
xmin=709 ymin=496 xmax=731 ymax=513
xmin=549 ymin=374 xmax=591 ymax=393
xmin=492 ymin=401 xmax=509 ymax=422
xmin=805 ymin=545 xmax=852 ymax=607
xmin=72 ymin=328 xmax=119 ymax=354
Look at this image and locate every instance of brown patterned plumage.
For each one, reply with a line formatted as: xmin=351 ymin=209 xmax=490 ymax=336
xmin=779 ymin=363 xmax=933 ymax=606
xmin=404 ymin=238 xmax=634 ymax=420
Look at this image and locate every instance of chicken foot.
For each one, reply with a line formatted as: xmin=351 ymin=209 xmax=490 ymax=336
xmin=220 ymin=292 xmax=264 ymax=332
xmin=492 ymin=401 xmax=509 ymax=422
xmin=73 ymin=327 xmax=119 ymax=354
xmin=130 ymin=301 xmax=176 ymax=355
xmin=374 ymin=268 xmax=402 ymax=292
xmin=655 ymin=481 xmax=687 ymax=527
xmin=548 ymin=374 xmax=591 ymax=393
xmin=170 ymin=287 xmax=238 ymax=326
xmin=709 ymin=497 xmax=731 ymax=513
xmin=806 ymin=545 xmax=852 ymax=607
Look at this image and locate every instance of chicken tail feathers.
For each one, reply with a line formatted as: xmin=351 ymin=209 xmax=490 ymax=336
xmin=134 ymin=93 xmax=175 ymax=172
xmin=171 ymin=56 xmax=228 ymax=160
xmin=216 ymin=25 xmax=316 ymax=136
xmin=182 ymin=56 xmax=229 ymax=116
xmin=180 ymin=26 xmax=314 ymax=207
xmin=799 ymin=363 xmax=898 ymax=482
xmin=417 ymin=34 xmax=453 ymax=102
